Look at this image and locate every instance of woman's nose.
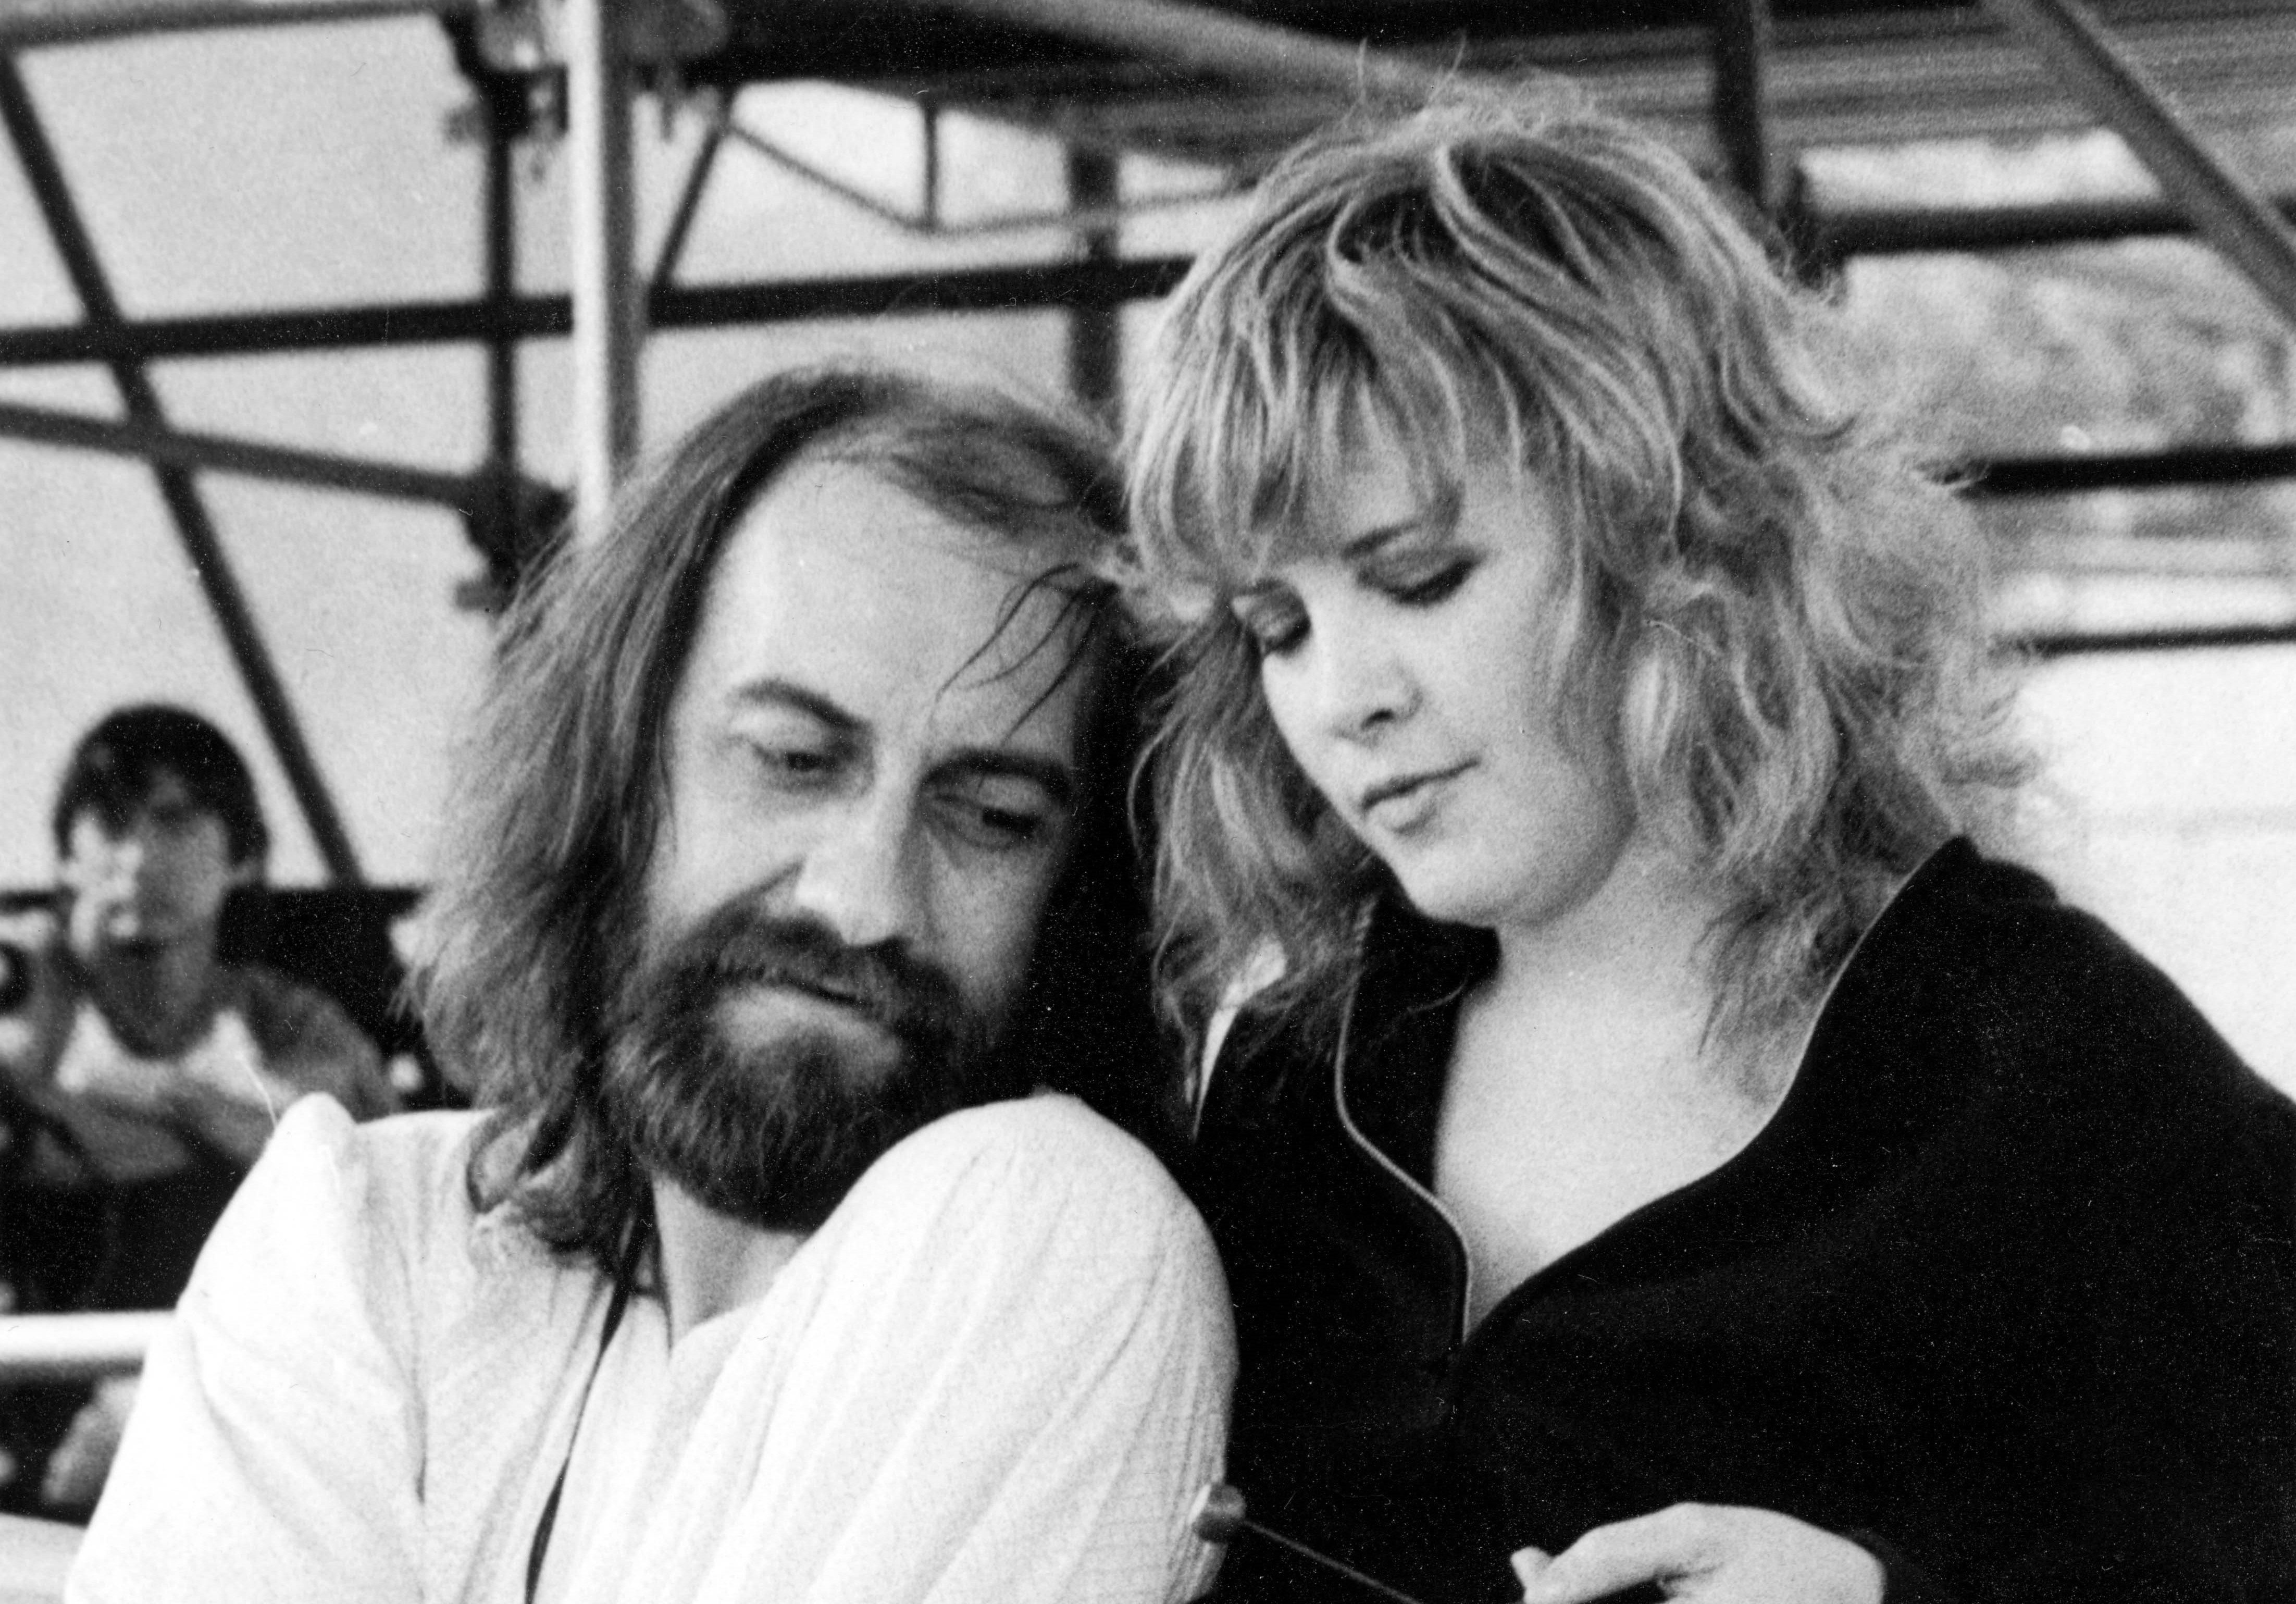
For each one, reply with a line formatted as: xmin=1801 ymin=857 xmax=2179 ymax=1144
xmin=1309 ymin=625 xmax=1419 ymax=744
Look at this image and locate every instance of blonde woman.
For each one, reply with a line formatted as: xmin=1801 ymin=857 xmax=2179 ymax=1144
xmin=1125 ymin=91 xmax=2294 ymax=1604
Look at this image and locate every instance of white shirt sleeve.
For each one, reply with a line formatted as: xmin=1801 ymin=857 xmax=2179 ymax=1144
xmin=614 ymin=1095 xmax=1236 ymax=1604
xmin=67 ymin=1096 xmax=428 ymax=1604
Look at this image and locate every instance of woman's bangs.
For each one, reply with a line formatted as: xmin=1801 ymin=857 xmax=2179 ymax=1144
xmin=1167 ymin=320 xmax=1381 ymax=592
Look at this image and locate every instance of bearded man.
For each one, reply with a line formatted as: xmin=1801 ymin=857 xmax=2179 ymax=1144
xmin=69 ymin=368 xmax=1233 ymax=1604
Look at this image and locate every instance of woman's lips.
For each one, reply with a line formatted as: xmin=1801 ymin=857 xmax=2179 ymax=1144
xmin=1360 ymin=763 xmax=1471 ymax=833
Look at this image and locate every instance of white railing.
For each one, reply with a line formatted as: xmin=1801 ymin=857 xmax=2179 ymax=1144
xmin=0 ymin=1313 xmax=166 ymax=1383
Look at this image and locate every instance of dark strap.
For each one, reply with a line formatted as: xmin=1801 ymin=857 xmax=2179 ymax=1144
xmin=524 ymin=1222 xmax=647 ymax=1604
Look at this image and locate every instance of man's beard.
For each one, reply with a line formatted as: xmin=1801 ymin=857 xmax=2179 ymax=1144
xmin=601 ymin=901 xmax=1020 ymax=1232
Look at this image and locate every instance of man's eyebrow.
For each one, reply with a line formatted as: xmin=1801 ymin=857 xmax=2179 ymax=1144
xmin=938 ymin=747 xmax=1079 ymax=813
xmin=735 ymin=678 xmax=1078 ymax=811
xmin=727 ymin=677 xmax=865 ymax=738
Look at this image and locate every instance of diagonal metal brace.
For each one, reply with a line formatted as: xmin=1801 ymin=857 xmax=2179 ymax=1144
xmin=1982 ymin=0 xmax=2296 ymax=331
xmin=0 ymin=59 xmax=364 ymax=883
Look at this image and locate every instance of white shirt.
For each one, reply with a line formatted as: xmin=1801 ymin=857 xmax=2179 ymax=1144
xmin=70 ymin=1094 xmax=1234 ymax=1604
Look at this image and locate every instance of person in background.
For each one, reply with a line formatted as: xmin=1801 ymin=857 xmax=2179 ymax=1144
xmin=0 ymin=704 xmax=395 ymax=1513
xmin=70 ymin=366 xmax=1231 ymax=1604
xmin=1123 ymin=89 xmax=2294 ymax=1604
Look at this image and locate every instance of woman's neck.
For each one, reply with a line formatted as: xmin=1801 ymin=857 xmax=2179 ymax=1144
xmin=1439 ymin=841 xmax=1802 ymax=1317
xmin=1486 ymin=838 xmax=1718 ymax=1017
xmin=1469 ymin=834 xmax=1807 ymax=1109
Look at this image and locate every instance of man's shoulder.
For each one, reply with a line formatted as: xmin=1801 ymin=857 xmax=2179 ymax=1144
xmin=848 ymin=1094 xmax=1208 ymax=1260
xmin=254 ymin=1097 xmax=492 ymax=1254
xmin=878 ymin=1093 xmax=1177 ymax=1191
xmin=803 ymin=1094 xmax=1232 ymax=1376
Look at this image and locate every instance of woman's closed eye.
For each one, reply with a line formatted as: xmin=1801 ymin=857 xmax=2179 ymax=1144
xmin=1231 ymin=593 xmax=1308 ymax=660
xmin=1370 ymin=554 xmax=1475 ymax=609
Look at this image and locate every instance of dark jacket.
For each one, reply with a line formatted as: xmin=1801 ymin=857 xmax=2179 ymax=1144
xmin=1187 ymin=842 xmax=2296 ymax=1604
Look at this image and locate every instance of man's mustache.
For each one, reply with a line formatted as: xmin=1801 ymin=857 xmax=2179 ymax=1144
xmin=638 ymin=902 xmax=966 ymax=1051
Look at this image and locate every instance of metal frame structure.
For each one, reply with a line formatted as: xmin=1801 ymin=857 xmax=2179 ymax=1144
xmin=4 ymin=0 xmax=2294 ymax=878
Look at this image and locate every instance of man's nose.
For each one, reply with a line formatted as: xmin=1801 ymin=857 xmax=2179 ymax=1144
xmin=104 ymin=832 xmax=150 ymax=883
xmin=787 ymin=796 xmax=928 ymax=952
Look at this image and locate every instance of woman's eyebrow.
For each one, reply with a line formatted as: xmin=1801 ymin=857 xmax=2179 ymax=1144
xmin=1336 ymin=512 xmax=1444 ymax=563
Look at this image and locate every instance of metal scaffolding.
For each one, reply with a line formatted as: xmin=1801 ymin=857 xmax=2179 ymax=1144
xmin=3 ymin=0 xmax=2294 ymax=873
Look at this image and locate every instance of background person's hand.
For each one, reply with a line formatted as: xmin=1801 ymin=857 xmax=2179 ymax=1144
xmin=1512 ymin=1504 xmax=1885 ymax=1604
xmin=156 ymin=1074 xmax=279 ymax=1167
xmin=42 ymin=1375 xmax=139 ymax=1512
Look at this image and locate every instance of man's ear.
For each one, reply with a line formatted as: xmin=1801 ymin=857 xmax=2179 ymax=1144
xmin=227 ymin=851 xmax=266 ymax=890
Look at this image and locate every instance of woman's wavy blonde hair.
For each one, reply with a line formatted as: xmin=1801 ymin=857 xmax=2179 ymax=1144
xmin=1123 ymin=88 xmax=2029 ymax=1063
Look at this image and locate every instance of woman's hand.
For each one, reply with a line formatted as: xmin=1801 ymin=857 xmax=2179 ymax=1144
xmin=1513 ymin=1504 xmax=1885 ymax=1604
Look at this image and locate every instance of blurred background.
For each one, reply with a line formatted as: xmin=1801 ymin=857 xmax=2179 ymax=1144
xmin=1 ymin=0 xmax=2291 ymax=1088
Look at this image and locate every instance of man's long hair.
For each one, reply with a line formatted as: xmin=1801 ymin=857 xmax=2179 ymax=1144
xmin=411 ymin=365 xmax=1154 ymax=1267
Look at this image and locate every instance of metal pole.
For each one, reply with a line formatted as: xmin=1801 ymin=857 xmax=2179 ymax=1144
xmin=1064 ymin=145 xmax=1122 ymax=424
xmin=0 ymin=398 xmax=477 ymax=505
xmin=932 ymin=0 xmax=1475 ymax=105
xmin=1712 ymin=0 xmax=1778 ymax=215
xmin=0 ymin=1314 xmax=166 ymax=1381
xmin=0 ymin=257 xmax=1200 ymax=364
xmin=0 ymin=0 xmax=475 ymax=50
xmin=482 ymin=84 xmax=523 ymax=564
xmin=1982 ymin=0 xmax=2296 ymax=329
xmin=0 ymin=60 xmax=364 ymax=884
xmin=566 ymin=0 xmax=641 ymax=534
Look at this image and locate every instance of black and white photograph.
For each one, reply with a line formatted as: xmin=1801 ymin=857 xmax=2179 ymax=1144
xmin=0 ymin=2 xmax=2290 ymax=1600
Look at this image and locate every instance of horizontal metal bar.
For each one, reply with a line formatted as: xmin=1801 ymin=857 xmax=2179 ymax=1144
xmin=2018 ymin=620 xmax=2296 ymax=658
xmin=1823 ymin=194 xmax=2296 ymax=257
xmin=10 ymin=178 xmax=2296 ymax=371
xmin=0 ymin=397 xmax=478 ymax=505
xmin=1963 ymin=442 xmax=2296 ymax=497
xmin=0 ymin=1313 xmax=165 ymax=1380
xmin=1 ymin=0 xmax=472 ymax=51
xmin=929 ymin=0 xmax=1472 ymax=104
xmin=660 ymin=255 xmax=1192 ymax=320
xmin=0 ymin=257 xmax=1196 ymax=365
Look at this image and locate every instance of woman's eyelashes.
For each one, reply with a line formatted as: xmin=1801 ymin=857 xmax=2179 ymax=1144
xmin=1230 ymin=553 xmax=1479 ymax=659
xmin=1233 ymin=594 xmax=1308 ymax=659
xmin=1376 ymin=554 xmax=1475 ymax=608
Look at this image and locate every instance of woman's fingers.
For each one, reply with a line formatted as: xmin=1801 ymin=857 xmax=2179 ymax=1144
xmin=1517 ymin=1505 xmax=1717 ymax=1602
xmin=1509 ymin=1545 xmax=1553 ymax=1590
xmin=1515 ymin=1505 xmax=1884 ymax=1604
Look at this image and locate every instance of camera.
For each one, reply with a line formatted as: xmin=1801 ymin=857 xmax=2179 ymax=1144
xmin=0 ymin=941 xmax=31 ymax=1014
